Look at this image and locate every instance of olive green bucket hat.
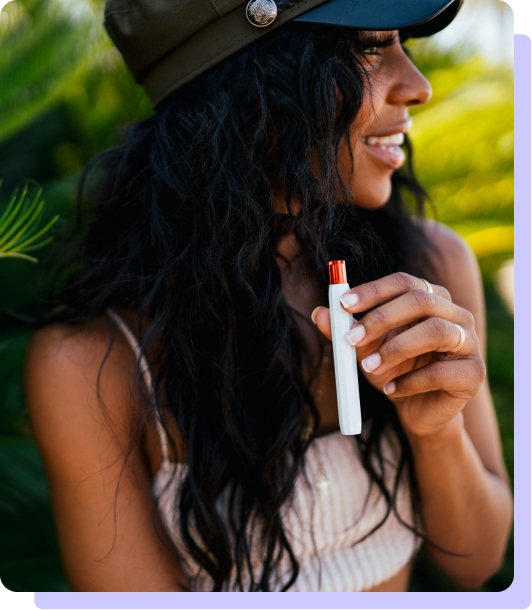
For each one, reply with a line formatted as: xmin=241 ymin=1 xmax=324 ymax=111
xmin=104 ymin=0 xmax=463 ymax=107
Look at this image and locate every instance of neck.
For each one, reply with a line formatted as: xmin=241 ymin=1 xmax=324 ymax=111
xmin=272 ymin=191 xmax=325 ymax=301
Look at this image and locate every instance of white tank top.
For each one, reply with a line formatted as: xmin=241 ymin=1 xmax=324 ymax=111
xmin=107 ymin=308 xmax=422 ymax=592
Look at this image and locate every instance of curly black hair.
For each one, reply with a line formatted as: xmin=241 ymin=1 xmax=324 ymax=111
xmin=20 ymin=24 xmax=447 ymax=591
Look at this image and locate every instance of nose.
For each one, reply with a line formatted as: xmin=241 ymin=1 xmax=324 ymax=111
xmin=388 ymin=50 xmax=433 ymax=107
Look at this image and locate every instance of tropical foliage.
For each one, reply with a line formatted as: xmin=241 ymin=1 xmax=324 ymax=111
xmin=0 ymin=182 xmax=59 ymax=262
xmin=0 ymin=0 xmax=513 ymax=593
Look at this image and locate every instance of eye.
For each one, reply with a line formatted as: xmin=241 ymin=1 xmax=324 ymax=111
xmin=363 ymin=46 xmax=379 ymax=55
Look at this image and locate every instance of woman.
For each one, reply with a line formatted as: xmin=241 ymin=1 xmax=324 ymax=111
xmin=23 ymin=0 xmax=512 ymax=593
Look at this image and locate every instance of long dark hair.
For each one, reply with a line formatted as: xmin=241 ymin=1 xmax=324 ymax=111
xmin=22 ymin=24 xmax=445 ymax=591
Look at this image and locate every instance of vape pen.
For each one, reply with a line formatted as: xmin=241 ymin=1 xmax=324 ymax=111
xmin=328 ymin=260 xmax=362 ymax=435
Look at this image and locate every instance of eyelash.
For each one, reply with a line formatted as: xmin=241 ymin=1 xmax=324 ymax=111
xmin=361 ymin=33 xmax=397 ymax=55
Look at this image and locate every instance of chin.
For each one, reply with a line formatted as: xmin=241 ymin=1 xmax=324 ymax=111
xmin=352 ymin=180 xmax=392 ymax=209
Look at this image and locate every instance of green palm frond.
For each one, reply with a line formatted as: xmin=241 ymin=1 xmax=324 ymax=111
xmin=0 ymin=181 xmax=59 ymax=263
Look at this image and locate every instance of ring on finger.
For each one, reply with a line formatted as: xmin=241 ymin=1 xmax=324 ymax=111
xmin=420 ymin=278 xmax=433 ymax=293
xmin=448 ymin=323 xmax=466 ymax=353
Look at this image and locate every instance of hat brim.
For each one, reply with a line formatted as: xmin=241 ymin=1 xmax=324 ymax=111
xmin=293 ymin=0 xmax=463 ymax=38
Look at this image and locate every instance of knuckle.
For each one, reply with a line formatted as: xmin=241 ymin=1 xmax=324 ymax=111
xmin=411 ymin=288 xmax=435 ymax=309
xmin=383 ymin=338 xmax=402 ymax=360
xmin=468 ymin=329 xmax=481 ymax=352
xmin=473 ymin=358 xmax=487 ymax=385
xmin=461 ymin=308 xmax=475 ymax=326
xmin=364 ymin=281 xmax=382 ymax=299
xmin=394 ymin=272 xmax=417 ymax=292
xmin=368 ymin=306 xmax=388 ymax=327
xmin=426 ymin=317 xmax=453 ymax=340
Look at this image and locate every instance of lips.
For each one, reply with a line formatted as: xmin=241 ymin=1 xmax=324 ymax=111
xmin=360 ymin=118 xmax=411 ymax=170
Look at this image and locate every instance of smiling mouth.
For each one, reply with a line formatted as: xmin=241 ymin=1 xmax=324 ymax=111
xmin=360 ymin=132 xmax=406 ymax=170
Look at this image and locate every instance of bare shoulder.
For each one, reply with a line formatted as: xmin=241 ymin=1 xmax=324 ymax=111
xmin=26 ymin=316 xmax=128 ymax=388
xmin=25 ymin=314 xmax=133 ymax=379
xmin=27 ymin=312 xmax=186 ymax=475
xmin=413 ymin=217 xmax=479 ymax=285
xmin=413 ymin=218 xmax=485 ymax=338
xmin=25 ymin=315 xmax=142 ymax=453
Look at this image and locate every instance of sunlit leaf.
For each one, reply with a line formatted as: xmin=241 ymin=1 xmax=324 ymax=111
xmin=0 ymin=183 xmax=59 ymax=262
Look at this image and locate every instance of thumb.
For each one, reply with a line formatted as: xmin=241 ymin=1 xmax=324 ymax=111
xmin=311 ymin=306 xmax=332 ymax=341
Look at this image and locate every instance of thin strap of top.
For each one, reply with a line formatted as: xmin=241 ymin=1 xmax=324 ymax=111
xmin=106 ymin=308 xmax=170 ymax=464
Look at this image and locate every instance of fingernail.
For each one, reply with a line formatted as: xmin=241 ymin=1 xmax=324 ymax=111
xmin=345 ymin=324 xmax=366 ymax=346
xmin=340 ymin=293 xmax=359 ymax=309
xmin=311 ymin=307 xmax=327 ymax=325
xmin=361 ymin=352 xmax=381 ymax=373
xmin=383 ymin=381 xmax=396 ymax=395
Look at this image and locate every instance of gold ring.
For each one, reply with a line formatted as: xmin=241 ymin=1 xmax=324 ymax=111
xmin=448 ymin=324 xmax=466 ymax=353
xmin=420 ymin=278 xmax=433 ymax=293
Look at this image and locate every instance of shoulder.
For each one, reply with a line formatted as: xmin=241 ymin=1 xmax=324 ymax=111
xmin=412 ymin=217 xmax=481 ymax=296
xmin=412 ymin=216 xmax=486 ymax=353
xmin=24 ymin=315 xmax=144 ymax=472
xmin=413 ymin=217 xmax=478 ymax=276
xmin=26 ymin=315 xmax=129 ymax=380
xmin=25 ymin=315 xmax=138 ymax=412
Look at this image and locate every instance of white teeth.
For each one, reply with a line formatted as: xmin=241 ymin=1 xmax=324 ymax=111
xmin=362 ymin=132 xmax=405 ymax=146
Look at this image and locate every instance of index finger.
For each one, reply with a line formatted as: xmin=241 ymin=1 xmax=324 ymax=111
xmin=339 ymin=272 xmax=452 ymax=312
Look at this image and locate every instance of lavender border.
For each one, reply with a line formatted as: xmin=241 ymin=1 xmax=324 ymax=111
xmin=33 ymin=34 xmax=531 ymax=610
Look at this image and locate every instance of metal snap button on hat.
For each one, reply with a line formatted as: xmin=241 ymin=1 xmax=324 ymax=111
xmin=246 ymin=0 xmax=278 ymax=27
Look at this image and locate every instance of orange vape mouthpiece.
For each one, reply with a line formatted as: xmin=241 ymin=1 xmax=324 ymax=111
xmin=329 ymin=260 xmax=347 ymax=285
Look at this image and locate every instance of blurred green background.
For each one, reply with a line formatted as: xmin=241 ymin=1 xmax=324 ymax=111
xmin=0 ymin=0 xmax=514 ymax=593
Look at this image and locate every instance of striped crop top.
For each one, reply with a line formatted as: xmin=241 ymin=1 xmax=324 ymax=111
xmin=107 ymin=308 xmax=422 ymax=592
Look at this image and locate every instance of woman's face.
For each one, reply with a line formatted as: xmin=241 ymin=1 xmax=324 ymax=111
xmin=340 ymin=30 xmax=432 ymax=209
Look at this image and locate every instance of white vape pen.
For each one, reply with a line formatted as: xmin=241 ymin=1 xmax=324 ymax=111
xmin=328 ymin=260 xmax=362 ymax=435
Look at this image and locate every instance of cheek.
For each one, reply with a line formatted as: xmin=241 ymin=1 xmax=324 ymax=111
xmin=337 ymin=79 xmax=395 ymax=208
xmin=345 ymin=133 xmax=394 ymax=208
xmin=343 ymin=87 xmax=394 ymax=208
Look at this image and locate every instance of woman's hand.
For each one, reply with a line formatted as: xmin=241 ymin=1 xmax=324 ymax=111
xmin=312 ymin=272 xmax=487 ymax=439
